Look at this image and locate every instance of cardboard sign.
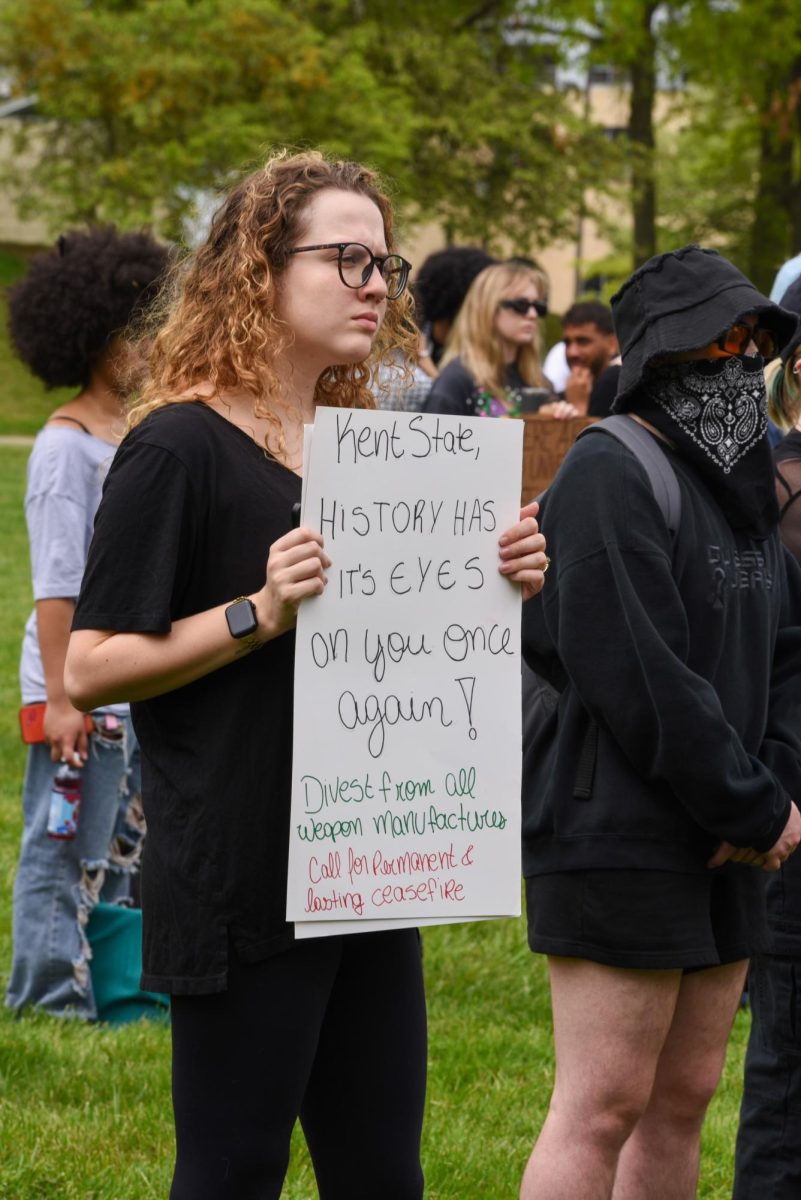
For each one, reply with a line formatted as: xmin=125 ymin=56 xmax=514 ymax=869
xmin=287 ymin=408 xmax=523 ymax=933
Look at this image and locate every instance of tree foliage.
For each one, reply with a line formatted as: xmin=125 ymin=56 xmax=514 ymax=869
xmin=667 ymin=0 xmax=801 ymax=290
xmin=0 ymin=0 xmax=604 ymax=251
xmin=0 ymin=0 xmax=410 ymax=235
xmin=520 ymin=0 xmax=801 ymax=280
xmin=3 ymin=0 xmax=801 ymax=284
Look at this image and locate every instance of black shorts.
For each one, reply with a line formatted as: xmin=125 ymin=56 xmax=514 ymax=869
xmin=525 ymin=865 xmax=768 ymax=971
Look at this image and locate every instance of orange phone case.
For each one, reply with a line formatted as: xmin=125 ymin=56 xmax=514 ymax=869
xmin=19 ymin=702 xmax=93 ymax=745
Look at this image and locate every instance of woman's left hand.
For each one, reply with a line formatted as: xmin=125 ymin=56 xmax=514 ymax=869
xmin=539 ymin=400 xmax=579 ymax=420
xmin=498 ymin=501 xmax=548 ymax=600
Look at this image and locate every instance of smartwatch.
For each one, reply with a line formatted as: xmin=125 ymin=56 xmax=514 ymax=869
xmin=225 ymin=596 xmax=259 ymax=640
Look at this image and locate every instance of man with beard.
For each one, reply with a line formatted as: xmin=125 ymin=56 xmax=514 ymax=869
xmin=560 ymin=299 xmax=619 ymax=415
xmin=520 ymin=245 xmax=801 ymax=1200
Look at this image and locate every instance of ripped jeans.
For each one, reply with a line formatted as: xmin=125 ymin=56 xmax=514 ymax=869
xmin=6 ymin=712 xmax=144 ymax=1019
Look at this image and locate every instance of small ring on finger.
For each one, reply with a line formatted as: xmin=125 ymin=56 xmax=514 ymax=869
xmin=542 ymin=556 xmax=551 ymax=573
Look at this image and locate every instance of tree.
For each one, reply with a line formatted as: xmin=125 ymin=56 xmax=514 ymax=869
xmin=0 ymin=0 xmax=410 ymax=236
xmin=667 ymin=0 xmax=801 ymax=290
xmin=512 ymin=0 xmax=671 ymax=268
xmin=0 ymin=0 xmax=606 ymax=252
xmin=345 ymin=0 xmax=609 ymax=249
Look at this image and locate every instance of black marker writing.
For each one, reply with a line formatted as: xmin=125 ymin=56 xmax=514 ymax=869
xmin=456 ymin=677 xmax=477 ymax=741
xmin=363 ymin=629 xmax=432 ymax=683
xmin=337 ymin=690 xmax=453 ymax=757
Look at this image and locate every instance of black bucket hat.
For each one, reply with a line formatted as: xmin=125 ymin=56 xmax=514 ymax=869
xmin=611 ymin=244 xmax=799 ymax=410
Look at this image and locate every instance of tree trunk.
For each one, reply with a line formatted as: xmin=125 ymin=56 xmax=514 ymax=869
xmin=790 ymin=56 xmax=801 ymax=252
xmin=627 ymin=3 xmax=658 ymax=268
xmin=747 ymin=90 xmax=795 ymax=292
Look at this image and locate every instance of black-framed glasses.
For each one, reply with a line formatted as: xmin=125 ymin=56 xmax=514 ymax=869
xmin=287 ymin=242 xmax=412 ymax=300
xmin=499 ymin=297 xmax=548 ymax=318
xmin=717 ymin=321 xmax=777 ymax=360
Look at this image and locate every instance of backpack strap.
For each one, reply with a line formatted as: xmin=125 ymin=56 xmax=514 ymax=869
xmin=577 ymin=414 xmax=682 ymax=538
xmin=550 ymin=415 xmax=681 ymax=802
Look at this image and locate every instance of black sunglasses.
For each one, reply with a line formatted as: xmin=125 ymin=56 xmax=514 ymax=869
xmin=287 ymin=242 xmax=412 ymax=300
xmin=499 ymin=297 xmax=548 ymax=318
xmin=717 ymin=321 xmax=778 ymax=361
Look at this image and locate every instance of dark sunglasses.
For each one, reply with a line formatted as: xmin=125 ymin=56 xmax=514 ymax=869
xmin=717 ymin=321 xmax=777 ymax=360
xmin=287 ymin=241 xmax=411 ymax=300
xmin=499 ymin=297 xmax=548 ymax=318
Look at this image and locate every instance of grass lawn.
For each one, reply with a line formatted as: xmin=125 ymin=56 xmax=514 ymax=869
xmin=0 ymin=255 xmax=750 ymax=1195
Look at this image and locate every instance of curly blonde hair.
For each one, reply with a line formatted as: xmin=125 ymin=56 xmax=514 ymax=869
xmin=129 ymin=150 xmax=416 ymax=459
xmin=441 ymin=262 xmax=548 ymax=401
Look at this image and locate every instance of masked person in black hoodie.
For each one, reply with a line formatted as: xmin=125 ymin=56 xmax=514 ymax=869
xmin=520 ymin=245 xmax=801 ymax=1200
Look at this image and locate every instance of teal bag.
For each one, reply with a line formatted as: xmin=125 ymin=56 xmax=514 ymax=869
xmin=87 ymin=902 xmax=170 ymax=1025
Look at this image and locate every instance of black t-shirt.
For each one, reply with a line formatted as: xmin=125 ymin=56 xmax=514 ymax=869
xmin=424 ymin=357 xmax=539 ymax=417
xmin=588 ymin=363 xmax=621 ymax=417
xmin=775 ymin=427 xmax=801 ymax=564
xmin=770 ymin=427 xmax=801 ymax=955
xmin=73 ymin=402 xmax=302 ymax=993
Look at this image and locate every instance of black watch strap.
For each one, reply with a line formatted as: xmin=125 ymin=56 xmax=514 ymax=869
xmin=225 ymin=596 xmax=258 ymax=639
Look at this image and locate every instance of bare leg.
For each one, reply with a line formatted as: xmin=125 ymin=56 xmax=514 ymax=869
xmin=520 ymin=958 xmax=682 ymax=1200
xmin=612 ymin=960 xmax=748 ymax=1200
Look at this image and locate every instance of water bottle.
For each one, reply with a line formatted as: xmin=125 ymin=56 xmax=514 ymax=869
xmin=47 ymin=761 xmax=82 ymax=840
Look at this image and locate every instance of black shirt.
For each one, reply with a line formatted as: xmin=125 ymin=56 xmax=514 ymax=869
xmin=424 ymin=357 xmax=541 ymax=417
xmin=73 ymin=402 xmax=302 ymax=993
xmin=588 ymin=363 xmax=621 ymax=417
xmin=521 ymin=432 xmax=801 ymax=877
xmin=769 ymin=427 xmax=801 ymax=954
xmin=775 ymin=428 xmax=801 ymax=563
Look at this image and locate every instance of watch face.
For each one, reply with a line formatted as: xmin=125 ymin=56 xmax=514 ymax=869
xmin=226 ymin=598 xmax=258 ymax=639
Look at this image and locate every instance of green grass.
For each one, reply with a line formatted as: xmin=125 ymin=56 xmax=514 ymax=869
xmin=0 ymin=323 xmax=750 ymax=1196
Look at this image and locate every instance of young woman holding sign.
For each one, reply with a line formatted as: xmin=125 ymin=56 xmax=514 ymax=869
xmin=65 ymin=150 xmax=547 ymax=1199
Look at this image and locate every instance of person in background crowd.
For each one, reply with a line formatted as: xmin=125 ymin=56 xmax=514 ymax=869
xmin=5 ymin=226 xmax=169 ymax=1020
xmin=373 ymin=244 xmax=496 ymax=412
xmin=371 ymin=314 xmax=435 ymax=413
xmin=543 ymin=339 xmax=570 ymax=394
xmin=763 ymin=275 xmax=801 ymax=443
xmin=770 ymin=250 xmax=801 ymax=303
xmin=520 ymin=245 xmax=801 ymax=1200
xmin=733 ymin=275 xmax=801 ymax=1199
xmin=560 ymin=300 xmax=619 ymax=415
xmin=424 ymin=261 xmax=575 ymax=419
xmin=63 ymin=151 xmax=547 ymax=1199
xmin=414 ymin=244 xmax=496 ymax=369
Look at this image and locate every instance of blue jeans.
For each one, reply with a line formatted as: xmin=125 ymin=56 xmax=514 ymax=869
xmin=6 ymin=713 xmax=143 ymax=1019
xmin=733 ymin=954 xmax=801 ymax=1198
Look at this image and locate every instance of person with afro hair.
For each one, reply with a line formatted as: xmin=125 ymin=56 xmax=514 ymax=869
xmin=6 ymin=225 xmax=170 ymax=1020
xmin=413 ymin=244 xmax=497 ymax=368
xmin=372 ymin=244 xmax=499 ymax=412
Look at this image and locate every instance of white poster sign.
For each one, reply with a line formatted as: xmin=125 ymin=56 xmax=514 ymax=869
xmin=287 ymin=408 xmax=523 ymax=932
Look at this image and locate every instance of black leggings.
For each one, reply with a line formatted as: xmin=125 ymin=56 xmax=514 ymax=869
xmin=169 ymin=928 xmax=427 ymax=1200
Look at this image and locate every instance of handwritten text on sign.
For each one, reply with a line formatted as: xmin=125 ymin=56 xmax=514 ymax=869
xmin=287 ymin=409 xmax=523 ymax=927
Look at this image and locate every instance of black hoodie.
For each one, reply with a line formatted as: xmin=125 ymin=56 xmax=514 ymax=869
xmin=521 ymin=431 xmax=801 ymax=877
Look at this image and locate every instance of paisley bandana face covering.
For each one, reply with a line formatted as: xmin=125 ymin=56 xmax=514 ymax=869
xmin=650 ymin=356 xmax=767 ymax=473
xmin=637 ymin=354 xmax=779 ymax=538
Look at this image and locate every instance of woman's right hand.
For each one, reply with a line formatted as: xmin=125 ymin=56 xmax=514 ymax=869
xmin=253 ymin=526 xmax=331 ymax=639
xmin=43 ymin=697 xmax=89 ymax=765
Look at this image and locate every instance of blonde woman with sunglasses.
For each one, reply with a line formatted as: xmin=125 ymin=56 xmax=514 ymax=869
xmin=424 ymin=261 xmax=576 ymax=420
